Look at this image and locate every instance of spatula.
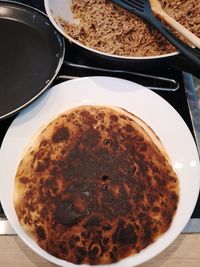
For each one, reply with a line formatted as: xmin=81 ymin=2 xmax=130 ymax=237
xmin=110 ymin=0 xmax=200 ymax=69
xmin=149 ymin=0 xmax=200 ymax=49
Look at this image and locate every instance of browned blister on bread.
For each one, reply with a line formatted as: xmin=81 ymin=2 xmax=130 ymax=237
xmin=14 ymin=105 xmax=179 ymax=265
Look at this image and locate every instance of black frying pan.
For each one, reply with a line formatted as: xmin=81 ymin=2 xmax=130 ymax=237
xmin=0 ymin=1 xmax=65 ymax=120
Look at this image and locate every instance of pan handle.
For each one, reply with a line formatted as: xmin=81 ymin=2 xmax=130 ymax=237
xmin=172 ymin=53 xmax=200 ymax=79
xmin=55 ymin=61 xmax=179 ymax=92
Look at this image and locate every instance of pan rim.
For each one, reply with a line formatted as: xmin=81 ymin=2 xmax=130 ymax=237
xmin=0 ymin=0 xmax=65 ymax=120
xmin=44 ymin=0 xmax=179 ymax=61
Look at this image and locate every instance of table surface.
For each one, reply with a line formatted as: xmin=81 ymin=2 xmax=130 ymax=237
xmin=0 ymin=234 xmax=199 ymax=267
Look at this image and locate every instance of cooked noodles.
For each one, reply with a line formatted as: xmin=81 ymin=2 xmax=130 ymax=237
xmin=58 ymin=0 xmax=200 ymax=57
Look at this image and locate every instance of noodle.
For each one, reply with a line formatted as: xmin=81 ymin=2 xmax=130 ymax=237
xmin=58 ymin=0 xmax=200 ymax=57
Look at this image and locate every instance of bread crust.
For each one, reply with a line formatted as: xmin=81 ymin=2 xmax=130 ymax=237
xmin=14 ymin=105 xmax=179 ymax=265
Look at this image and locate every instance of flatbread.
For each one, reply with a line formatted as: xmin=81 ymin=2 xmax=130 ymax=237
xmin=13 ymin=105 xmax=179 ymax=265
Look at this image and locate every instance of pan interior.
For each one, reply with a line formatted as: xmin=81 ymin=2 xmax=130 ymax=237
xmin=0 ymin=2 xmax=64 ymax=119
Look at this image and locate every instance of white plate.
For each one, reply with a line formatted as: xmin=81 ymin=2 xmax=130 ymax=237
xmin=0 ymin=76 xmax=200 ymax=267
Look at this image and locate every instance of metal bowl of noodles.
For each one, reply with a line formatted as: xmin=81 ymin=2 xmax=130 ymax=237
xmin=44 ymin=0 xmax=200 ymax=73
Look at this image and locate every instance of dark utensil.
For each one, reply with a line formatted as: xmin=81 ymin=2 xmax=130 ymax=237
xmin=0 ymin=1 xmax=65 ymax=120
xmin=110 ymin=0 xmax=200 ymax=70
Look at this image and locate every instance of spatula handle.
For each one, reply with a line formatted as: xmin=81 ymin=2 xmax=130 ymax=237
xmin=148 ymin=16 xmax=200 ymax=70
xmin=160 ymin=11 xmax=200 ymax=50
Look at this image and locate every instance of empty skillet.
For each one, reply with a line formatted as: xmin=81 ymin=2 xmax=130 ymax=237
xmin=0 ymin=1 xmax=65 ymax=120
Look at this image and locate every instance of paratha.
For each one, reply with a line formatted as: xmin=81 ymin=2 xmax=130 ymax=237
xmin=13 ymin=105 xmax=179 ymax=265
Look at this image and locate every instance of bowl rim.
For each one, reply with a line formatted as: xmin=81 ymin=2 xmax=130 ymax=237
xmin=44 ymin=0 xmax=179 ymax=61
